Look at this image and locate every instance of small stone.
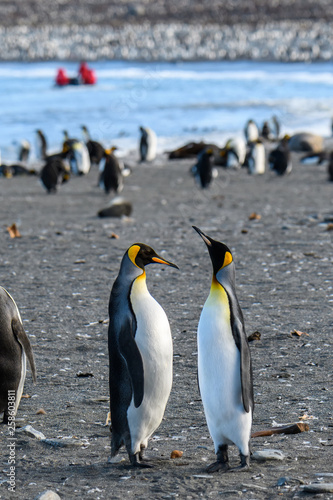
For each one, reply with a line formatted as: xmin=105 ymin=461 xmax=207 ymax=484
xmin=248 ymin=212 xmax=261 ymax=221
xmin=171 ymin=450 xmax=183 ymax=458
xmin=34 ymin=491 xmax=61 ymax=500
xmin=301 ymin=483 xmax=333 ymax=493
xmin=16 ymin=425 xmax=46 ymax=440
xmin=110 ymin=232 xmax=119 ymax=239
xmin=36 ymin=408 xmax=46 ymax=415
xmin=76 ymin=371 xmax=94 ymax=378
xmin=252 ymin=449 xmax=285 ymax=461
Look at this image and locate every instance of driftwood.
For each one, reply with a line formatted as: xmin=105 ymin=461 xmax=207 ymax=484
xmin=251 ymin=422 xmax=309 ymax=438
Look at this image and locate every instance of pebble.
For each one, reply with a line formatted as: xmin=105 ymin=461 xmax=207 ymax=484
xmin=16 ymin=425 xmax=46 ymax=440
xmin=0 ymin=21 xmax=333 ymax=62
xmin=252 ymin=449 xmax=285 ymax=461
xmin=34 ymin=491 xmax=61 ymax=500
xmin=301 ymin=483 xmax=333 ymax=493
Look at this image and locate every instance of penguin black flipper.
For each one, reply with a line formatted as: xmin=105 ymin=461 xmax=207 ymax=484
xmin=231 ymin=313 xmax=253 ymax=414
xmin=118 ymin=317 xmax=144 ymax=408
xmin=11 ymin=318 xmax=37 ymax=383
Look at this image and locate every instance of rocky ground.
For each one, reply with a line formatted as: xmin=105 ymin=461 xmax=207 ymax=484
xmin=0 ymin=144 xmax=332 ymax=499
xmin=0 ymin=0 xmax=332 ymax=61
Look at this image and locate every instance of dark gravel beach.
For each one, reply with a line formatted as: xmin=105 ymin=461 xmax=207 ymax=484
xmin=0 ymin=147 xmax=332 ymax=499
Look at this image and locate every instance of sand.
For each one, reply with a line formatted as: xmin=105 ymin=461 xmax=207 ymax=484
xmin=0 ymin=147 xmax=332 ymax=499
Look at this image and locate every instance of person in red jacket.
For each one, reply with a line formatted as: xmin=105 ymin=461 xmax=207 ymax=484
xmin=78 ymin=62 xmax=97 ymax=85
xmin=55 ymin=68 xmax=70 ymax=86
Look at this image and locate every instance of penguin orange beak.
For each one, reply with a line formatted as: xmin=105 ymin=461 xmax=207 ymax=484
xmin=192 ymin=226 xmax=212 ymax=247
xmin=151 ymin=256 xmax=179 ymax=269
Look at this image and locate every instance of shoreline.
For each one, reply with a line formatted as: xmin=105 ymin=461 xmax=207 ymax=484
xmin=0 ymin=20 xmax=333 ymax=62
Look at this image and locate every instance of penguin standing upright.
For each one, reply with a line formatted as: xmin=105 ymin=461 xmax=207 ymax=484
xmin=0 ymin=287 xmax=37 ymax=423
xmin=35 ymin=130 xmax=48 ymax=160
xmin=108 ymin=243 xmax=178 ymax=467
xmin=328 ymin=151 xmax=333 ymax=182
xmin=193 ymin=227 xmax=253 ymax=473
xmin=193 ymin=148 xmax=215 ymax=188
xmin=248 ymin=139 xmax=265 ymax=175
xmin=244 ymin=119 xmax=259 ymax=145
xmin=269 ymin=136 xmax=292 ymax=175
xmin=81 ymin=125 xmax=105 ymax=167
xmin=99 ymin=147 xmax=123 ymax=194
xmin=18 ymin=140 xmax=31 ymax=163
xmin=139 ymin=126 xmax=157 ymax=162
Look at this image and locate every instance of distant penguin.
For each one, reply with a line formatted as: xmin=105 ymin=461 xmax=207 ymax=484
xmin=244 ymin=119 xmax=259 ymax=144
xmin=40 ymin=157 xmax=70 ymax=193
xmin=193 ymin=148 xmax=215 ymax=188
xmin=108 ymin=243 xmax=178 ymax=467
xmin=328 ymin=152 xmax=333 ymax=182
xmin=98 ymin=196 xmax=132 ymax=218
xmin=248 ymin=140 xmax=265 ymax=175
xmin=36 ymin=130 xmax=48 ymax=160
xmin=221 ymin=138 xmax=246 ymax=169
xmin=99 ymin=147 xmax=123 ymax=194
xmin=269 ymin=137 xmax=292 ymax=175
xmin=0 ymin=287 xmax=37 ymax=423
xmin=139 ymin=126 xmax=157 ymax=162
xmin=271 ymin=115 xmax=280 ymax=140
xmin=63 ymin=133 xmax=90 ymax=175
xmin=193 ymin=227 xmax=253 ymax=473
xmin=261 ymin=121 xmax=271 ymax=140
xmin=81 ymin=125 xmax=105 ymax=167
xmin=18 ymin=140 xmax=31 ymax=163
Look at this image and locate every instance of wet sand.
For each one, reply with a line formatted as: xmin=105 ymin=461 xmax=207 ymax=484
xmin=0 ymin=147 xmax=332 ymax=499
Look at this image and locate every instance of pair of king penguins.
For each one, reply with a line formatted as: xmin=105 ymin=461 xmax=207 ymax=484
xmin=108 ymin=227 xmax=253 ymax=471
xmin=0 ymin=287 xmax=36 ymax=423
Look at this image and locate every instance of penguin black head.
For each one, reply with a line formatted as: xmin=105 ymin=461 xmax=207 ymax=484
xmin=127 ymin=243 xmax=179 ymax=270
xmin=193 ymin=226 xmax=233 ymax=275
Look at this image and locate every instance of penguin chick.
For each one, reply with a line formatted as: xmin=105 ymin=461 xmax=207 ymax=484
xmin=193 ymin=226 xmax=254 ymax=473
xmin=108 ymin=243 xmax=178 ymax=467
xmin=0 ymin=287 xmax=36 ymax=423
xmin=99 ymin=147 xmax=123 ymax=194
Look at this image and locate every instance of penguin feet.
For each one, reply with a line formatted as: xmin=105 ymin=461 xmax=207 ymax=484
xmin=230 ymin=453 xmax=250 ymax=472
xmin=206 ymin=444 xmax=229 ymax=474
xmin=206 ymin=461 xmax=230 ymax=473
xmin=130 ymin=452 xmax=153 ymax=469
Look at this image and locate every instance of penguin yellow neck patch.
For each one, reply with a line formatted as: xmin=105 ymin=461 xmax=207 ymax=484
xmin=128 ymin=245 xmax=141 ymax=267
xmin=221 ymin=251 xmax=232 ymax=270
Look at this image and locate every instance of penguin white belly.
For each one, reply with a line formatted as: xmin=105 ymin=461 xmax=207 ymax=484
xmin=251 ymin=144 xmax=265 ymax=174
xmin=146 ymin=129 xmax=157 ymax=161
xmin=198 ymin=291 xmax=251 ymax=454
xmin=15 ymin=349 xmax=26 ymax=414
xmin=127 ymin=277 xmax=173 ymax=454
xmin=247 ymin=123 xmax=259 ymax=142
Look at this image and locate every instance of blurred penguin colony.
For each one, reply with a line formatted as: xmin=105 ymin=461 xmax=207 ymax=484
xmin=1 ymin=116 xmax=332 ymax=205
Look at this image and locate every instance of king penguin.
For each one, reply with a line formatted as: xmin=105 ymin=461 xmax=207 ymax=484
xmin=139 ymin=126 xmax=157 ymax=162
xmin=193 ymin=227 xmax=254 ymax=473
xmin=0 ymin=287 xmax=37 ymax=423
xmin=108 ymin=243 xmax=178 ymax=467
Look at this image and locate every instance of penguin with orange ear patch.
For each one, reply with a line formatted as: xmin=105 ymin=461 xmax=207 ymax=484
xmin=108 ymin=243 xmax=178 ymax=467
xmin=193 ymin=226 xmax=253 ymax=473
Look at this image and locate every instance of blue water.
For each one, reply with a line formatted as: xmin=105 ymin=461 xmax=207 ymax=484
xmin=1 ymin=60 xmax=333 ymax=160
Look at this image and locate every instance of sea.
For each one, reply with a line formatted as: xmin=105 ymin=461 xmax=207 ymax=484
xmin=1 ymin=59 xmax=333 ymax=161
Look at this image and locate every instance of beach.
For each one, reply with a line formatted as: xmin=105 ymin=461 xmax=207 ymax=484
xmin=0 ymin=147 xmax=332 ymax=499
